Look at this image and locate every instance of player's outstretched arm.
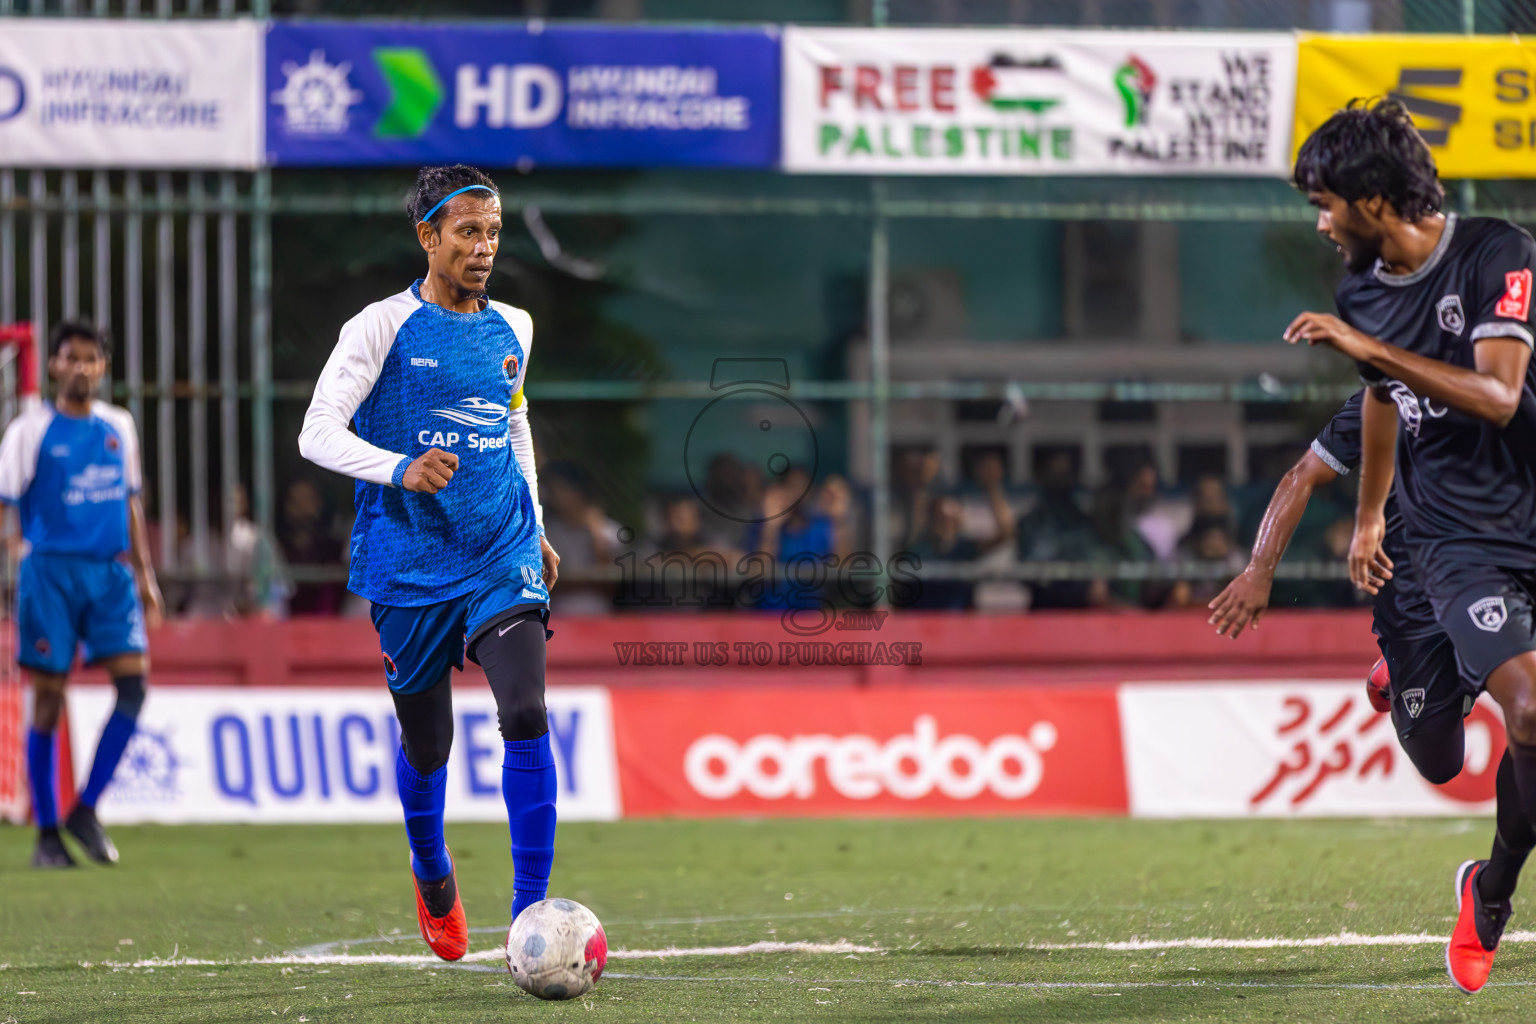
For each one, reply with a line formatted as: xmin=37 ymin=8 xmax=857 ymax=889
xmin=1349 ymin=389 xmax=1398 ymax=596
xmin=1286 ymin=310 xmax=1530 ymax=427
xmin=1209 ymin=449 xmax=1337 ymax=639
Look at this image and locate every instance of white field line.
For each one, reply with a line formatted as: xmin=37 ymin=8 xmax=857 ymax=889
xmin=1027 ymin=930 xmax=1536 ymax=951
xmin=108 ymin=928 xmax=1536 ymax=970
xmin=110 ymin=941 xmax=884 ymax=970
xmin=604 ymin=974 xmax=1536 ymax=991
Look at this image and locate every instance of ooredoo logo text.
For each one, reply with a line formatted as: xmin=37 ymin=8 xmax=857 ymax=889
xmin=683 ymin=715 xmax=1059 ymax=802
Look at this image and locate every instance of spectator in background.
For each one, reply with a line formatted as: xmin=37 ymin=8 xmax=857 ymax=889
xmin=1169 ymin=519 xmax=1245 ymax=609
xmin=1124 ymin=459 xmax=1186 ymax=562
xmin=1017 ymin=451 xmax=1093 ymax=608
xmin=891 ymin=446 xmax=942 ymax=550
xmin=816 ymin=472 xmax=858 ymax=562
xmin=1081 ymin=480 xmax=1155 ymax=609
xmin=1187 ymin=472 xmax=1236 ymax=539
xmin=278 ymin=476 xmax=344 ymax=616
xmin=541 ymin=461 xmax=625 ymax=616
xmin=182 ymin=482 xmax=288 ymax=619
xmin=646 ymin=493 xmax=737 ymax=609
xmin=745 ymin=465 xmax=834 ymax=610
xmin=909 ymin=454 xmax=1014 ymax=610
xmin=699 ymin=452 xmax=764 ymax=549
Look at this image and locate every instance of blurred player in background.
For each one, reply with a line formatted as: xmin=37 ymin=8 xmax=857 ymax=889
xmin=0 ymin=321 xmax=163 ymax=868
xmin=299 ymin=165 xmax=560 ymax=962
xmin=1285 ymin=98 xmax=1536 ymax=994
xmin=1209 ymin=392 xmax=1475 ymax=787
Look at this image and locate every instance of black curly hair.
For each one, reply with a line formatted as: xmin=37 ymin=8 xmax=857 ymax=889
xmin=1292 ymin=98 xmax=1444 ymax=222
xmin=406 ymin=164 xmax=500 ymax=230
xmin=50 ymin=319 xmax=111 ymax=358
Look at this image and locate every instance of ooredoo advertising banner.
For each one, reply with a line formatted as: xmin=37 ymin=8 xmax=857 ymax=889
xmin=65 ymin=686 xmax=621 ymax=824
xmin=1119 ymin=683 xmax=1503 ymax=817
xmin=0 ymin=20 xmax=262 ymax=169
xmin=609 ymin=686 xmax=1128 ymax=816
xmin=264 ymin=23 xmax=780 ymax=168
xmin=782 ymin=27 xmax=1297 ymax=175
xmin=1295 ymin=35 xmax=1536 ymax=179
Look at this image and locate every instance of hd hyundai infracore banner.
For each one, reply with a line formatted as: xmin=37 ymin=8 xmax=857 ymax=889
xmin=782 ymin=27 xmax=1298 ymax=175
xmin=264 ymin=23 xmax=781 ymax=168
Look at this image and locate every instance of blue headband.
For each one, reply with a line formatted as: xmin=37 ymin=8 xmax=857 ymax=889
xmin=419 ymin=184 xmax=497 ymax=225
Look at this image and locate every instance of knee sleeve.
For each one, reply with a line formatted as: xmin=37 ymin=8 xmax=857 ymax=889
xmin=1396 ymin=701 xmax=1466 ymax=786
xmin=112 ymin=674 xmax=146 ymax=720
xmin=392 ymin=671 xmax=455 ymax=775
xmin=470 ymin=610 xmax=548 ymax=742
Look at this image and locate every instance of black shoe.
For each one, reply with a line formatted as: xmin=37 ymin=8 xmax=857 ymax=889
xmin=64 ymin=804 xmax=119 ymax=865
xmin=1474 ymin=864 xmax=1514 ymax=951
xmin=32 ymin=828 xmax=77 ymax=869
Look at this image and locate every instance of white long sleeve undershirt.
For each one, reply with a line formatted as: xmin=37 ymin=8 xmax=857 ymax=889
xmin=298 ymin=289 xmax=544 ymax=531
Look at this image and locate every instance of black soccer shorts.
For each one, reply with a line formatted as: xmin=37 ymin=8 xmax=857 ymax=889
xmin=1428 ymin=563 xmax=1536 ymax=686
xmin=1377 ymin=631 xmax=1478 ymax=741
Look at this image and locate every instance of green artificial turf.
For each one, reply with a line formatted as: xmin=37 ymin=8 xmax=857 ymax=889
xmin=0 ymin=817 xmax=1530 ymax=1022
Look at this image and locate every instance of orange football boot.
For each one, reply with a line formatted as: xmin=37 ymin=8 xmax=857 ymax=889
xmin=413 ymin=848 xmax=468 ymax=961
xmin=1447 ymin=859 xmax=1511 ymax=994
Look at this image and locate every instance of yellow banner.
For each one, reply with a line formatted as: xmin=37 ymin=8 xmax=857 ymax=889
xmin=1295 ymin=34 xmax=1536 ymax=179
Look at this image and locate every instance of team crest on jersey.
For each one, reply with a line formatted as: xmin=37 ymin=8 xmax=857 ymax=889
xmin=1497 ymin=268 xmax=1533 ymax=321
xmin=1436 ymin=294 xmax=1465 ymax=335
xmin=105 ymin=435 xmax=120 ymax=452
xmin=1469 ymin=596 xmax=1508 ymax=633
xmin=503 ymin=353 xmax=520 ymax=383
xmin=1401 ymin=687 xmax=1427 ymax=719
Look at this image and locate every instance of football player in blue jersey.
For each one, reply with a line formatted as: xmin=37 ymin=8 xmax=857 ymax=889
xmin=0 ymin=321 xmax=163 ymax=868
xmin=299 ymin=165 xmax=560 ymax=962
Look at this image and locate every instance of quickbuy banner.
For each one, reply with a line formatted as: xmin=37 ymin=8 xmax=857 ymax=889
xmin=1295 ymin=35 xmax=1536 ymax=178
xmin=68 ymin=686 xmax=621 ymax=824
xmin=782 ymin=27 xmax=1297 ymax=175
xmin=265 ymin=23 xmax=780 ymax=168
xmin=0 ymin=20 xmax=262 ymax=169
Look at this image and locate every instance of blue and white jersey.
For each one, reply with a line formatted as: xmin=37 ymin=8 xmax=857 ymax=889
xmin=0 ymin=401 xmax=142 ymax=559
xmin=299 ymin=280 xmax=546 ymax=608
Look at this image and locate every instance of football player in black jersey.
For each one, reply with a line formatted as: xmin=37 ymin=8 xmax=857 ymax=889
xmin=1284 ymin=98 xmax=1536 ymax=994
xmin=1210 ymin=392 xmax=1474 ymax=783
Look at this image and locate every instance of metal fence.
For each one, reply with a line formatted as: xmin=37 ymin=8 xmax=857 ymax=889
xmin=0 ymin=0 xmax=1524 ymax=601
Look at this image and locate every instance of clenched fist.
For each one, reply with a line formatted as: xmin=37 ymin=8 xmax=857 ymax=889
xmin=403 ymin=448 xmax=459 ymax=494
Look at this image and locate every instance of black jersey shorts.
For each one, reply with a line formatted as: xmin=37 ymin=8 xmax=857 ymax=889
xmin=1376 ymin=631 xmax=1478 ymax=742
xmin=1426 ymin=562 xmax=1536 ymax=687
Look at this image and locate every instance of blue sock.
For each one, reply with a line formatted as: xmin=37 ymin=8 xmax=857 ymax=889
xmin=78 ymin=710 xmax=137 ymax=809
xmin=503 ymin=735 xmax=557 ymax=920
xmin=27 ymin=728 xmax=57 ymax=829
xmin=395 ymin=747 xmax=451 ymax=881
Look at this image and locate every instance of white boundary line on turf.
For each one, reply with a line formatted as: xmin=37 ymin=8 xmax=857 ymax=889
xmin=105 ymin=929 xmax=1536 ymax=972
xmin=110 ymin=941 xmax=884 ymax=970
xmin=1026 ymin=929 xmax=1536 ymax=951
xmin=603 ymin=974 xmax=1536 ymax=991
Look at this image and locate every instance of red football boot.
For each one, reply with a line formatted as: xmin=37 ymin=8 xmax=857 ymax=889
xmin=413 ymin=849 xmax=468 ymax=962
xmin=1446 ymin=859 xmax=1511 ymax=994
xmin=1366 ymin=657 xmax=1392 ymax=714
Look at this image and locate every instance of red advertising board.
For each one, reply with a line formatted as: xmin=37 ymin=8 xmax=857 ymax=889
xmin=610 ymin=686 xmax=1127 ymax=816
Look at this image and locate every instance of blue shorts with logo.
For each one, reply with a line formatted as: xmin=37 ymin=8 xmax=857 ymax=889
xmin=371 ymin=570 xmax=549 ymax=695
xmin=18 ymin=552 xmax=147 ymax=674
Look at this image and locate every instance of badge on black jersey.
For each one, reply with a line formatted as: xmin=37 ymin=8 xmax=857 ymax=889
xmin=1436 ymin=295 xmax=1464 ymax=335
